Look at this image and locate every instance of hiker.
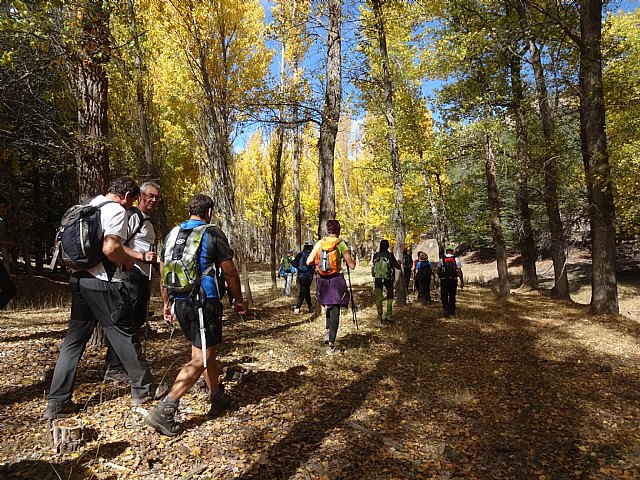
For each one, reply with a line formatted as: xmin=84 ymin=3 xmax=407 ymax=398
xmin=412 ymin=250 xmax=423 ymax=296
xmin=104 ymin=181 xmax=161 ymax=381
xmin=0 ymin=194 xmax=16 ymax=310
xmin=437 ymin=245 xmax=464 ymax=317
xmin=371 ymin=239 xmax=401 ymax=324
xmin=402 ymin=245 xmax=412 ymax=291
xmin=415 ymin=252 xmax=435 ymax=305
xmin=306 ymin=219 xmax=356 ymax=354
xmin=279 ymin=249 xmax=296 ymax=297
xmin=145 ymin=194 xmax=247 ymax=436
xmin=291 ymin=241 xmax=315 ymax=314
xmin=44 ymin=177 xmax=165 ymax=420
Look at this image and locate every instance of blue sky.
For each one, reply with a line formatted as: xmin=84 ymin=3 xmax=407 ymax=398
xmin=236 ymin=0 xmax=638 ymax=151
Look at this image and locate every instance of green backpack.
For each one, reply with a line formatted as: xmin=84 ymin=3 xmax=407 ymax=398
xmin=162 ymin=224 xmax=213 ymax=294
xmin=372 ymin=255 xmax=391 ymax=280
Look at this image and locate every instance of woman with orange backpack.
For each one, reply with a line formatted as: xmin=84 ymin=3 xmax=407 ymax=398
xmin=306 ymin=220 xmax=356 ymax=355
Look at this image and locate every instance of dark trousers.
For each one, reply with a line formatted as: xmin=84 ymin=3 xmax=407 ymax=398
xmin=48 ymin=274 xmax=154 ymax=405
xmin=105 ymin=268 xmax=150 ymax=372
xmin=440 ymin=278 xmax=458 ymax=314
xmin=0 ymin=262 xmax=16 ymax=310
xmin=403 ymin=267 xmax=411 ymax=290
xmin=296 ymin=277 xmax=313 ymax=310
xmin=325 ymin=305 xmax=340 ymax=344
xmin=417 ymin=273 xmax=432 ymax=303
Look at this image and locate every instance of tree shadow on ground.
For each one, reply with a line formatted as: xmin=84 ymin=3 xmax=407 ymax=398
xmin=229 ymin=289 xmax=640 ymax=478
xmin=0 ymin=440 xmax=128 ymax=480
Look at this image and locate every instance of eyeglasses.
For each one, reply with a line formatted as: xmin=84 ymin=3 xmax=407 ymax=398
xmin=142 ymin=192 xmax=161 ymax=201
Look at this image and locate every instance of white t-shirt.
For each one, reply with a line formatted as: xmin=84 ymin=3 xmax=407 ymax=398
xmin=85 ymin=195 xmax=127 ymax=282
xmin=127 ymin=209 xmax=155 ymax=277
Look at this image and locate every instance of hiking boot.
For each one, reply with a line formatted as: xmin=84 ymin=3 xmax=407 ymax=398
xmin=144 ymin=402 xmax=181 ymax=436
xmin=383 ymin=315 xmax=395 ymax=324
xmin=293 ymin=308 xmax=301 ymax=314
xmin=131 ymin=383 xmax=169 ymax=405
xmin=43 ymin=401 xmax=80 ymax=420
xmin=104 ymin=368 xmax=129 ymax=382
xmin=326 ymin=344 xmax=339 ymax=355
xmin=209 ymin=390 xmax=234 ymax=417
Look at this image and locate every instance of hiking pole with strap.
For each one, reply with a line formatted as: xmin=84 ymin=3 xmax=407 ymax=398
xmin=141 ymin=245 xmax=156 ymax=355
xmin=194 ymin=287 xmax=208 ymax=368
xmin=346 ymin=265 xmax=358 ymax=330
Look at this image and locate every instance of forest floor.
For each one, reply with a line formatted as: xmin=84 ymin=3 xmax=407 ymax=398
xmin=0 ymin=249 xmax=639 ymax=480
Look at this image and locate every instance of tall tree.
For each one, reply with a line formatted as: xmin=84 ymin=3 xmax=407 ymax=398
xmin=370 ymin=0 xmax=407 ymax=305
xmin=578 ymin=0 xmax=618 ymax=313
xmin=515 ymin=0 xmax=569 ymax=297
xmin=72 ymin=0 xmax=111 ymax=200
xmin=508 ymin=15 xmax=537 ymax=290
xmin=317 ymin=0 xmax=342 ymax=236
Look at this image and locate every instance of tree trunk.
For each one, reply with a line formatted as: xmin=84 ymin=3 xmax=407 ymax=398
xmin=293 ymin=119 xmax=302 ymax=250
xmin=509 ymin=52 xmax=538 ymax=290
xmin=74 ymin=0 xmax=110 ymax=201
xmin=125 ymin=0 xmax=154 ymax=178
xmin=420 ymin=150 xmax=446 ymax=260
xmin=371 ymin=0 xmax=407 ymax=306
xmin=484 ymin=131 xmax=510 ymax=298
xmin=515 ymin=0 xmax=569 ymax=298
xmin=317 ymin=0 xmax=341 ymax=237
xmin=579 ymin=0 xmax=618 ymax=313
xmin=270 ymin=128 xmax=286 ymax=288
xmin=434 ymin=171 xmax=449 ymax=258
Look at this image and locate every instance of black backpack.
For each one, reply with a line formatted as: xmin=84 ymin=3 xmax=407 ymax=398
xmin=55 ymin=200 xmax=114 ymax=270
xmin=417 ymin=260 xmax=432 ymax=275
xmin=298 ymin=250 xmax=310 ymax=272
xmin=440 ymin=256 xmax=458 ymax=279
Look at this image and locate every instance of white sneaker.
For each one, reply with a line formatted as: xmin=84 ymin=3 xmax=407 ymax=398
xmin=293 ymin=308 xmax=301 ymax=314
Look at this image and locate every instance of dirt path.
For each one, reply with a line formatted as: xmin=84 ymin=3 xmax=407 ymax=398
xmin=0 ymin=260 xmax=639 ymax=479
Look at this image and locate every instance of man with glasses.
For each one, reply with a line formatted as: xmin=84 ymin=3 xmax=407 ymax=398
xmin=44 ymin=177 xmax=164 ymax=419
xmin=104 ymin=181 xmax=161 ymax=381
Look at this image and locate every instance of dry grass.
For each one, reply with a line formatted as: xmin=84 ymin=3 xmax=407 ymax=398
xmin=0 ymin=252 xmax=639 ymax=479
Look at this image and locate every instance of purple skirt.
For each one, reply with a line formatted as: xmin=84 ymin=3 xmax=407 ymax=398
xmin=316 ymin=274 xmax=349 ymax=307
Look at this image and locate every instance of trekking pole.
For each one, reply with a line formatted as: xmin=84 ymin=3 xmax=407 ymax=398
xmin=142 ymin=245 xmax=156 ymax=354
xmin=196 ymin=289 xmax=207 ymax=368
xmin=346 ymin=265 xmax=358 ymax=330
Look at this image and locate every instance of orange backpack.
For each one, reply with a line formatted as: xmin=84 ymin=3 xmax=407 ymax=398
xmin=315 ymin=237 xmax=341 ymax=277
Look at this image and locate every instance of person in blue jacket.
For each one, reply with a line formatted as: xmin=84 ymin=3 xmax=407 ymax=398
xmin=291 ymin=241 xmax=315 ymax=313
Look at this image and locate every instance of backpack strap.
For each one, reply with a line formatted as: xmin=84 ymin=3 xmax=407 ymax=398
xmin=124 ymin=207 xmax=151 ymax=246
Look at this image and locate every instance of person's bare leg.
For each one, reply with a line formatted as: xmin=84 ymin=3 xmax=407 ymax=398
xmin=167 ymin=345 xmax=217 ymax=400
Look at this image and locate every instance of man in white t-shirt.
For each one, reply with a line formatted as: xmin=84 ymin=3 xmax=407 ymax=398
xmin=104 ymin=181 xmax=161 ymax=381
xmin=44 ymin=177 xmax=165 ymax=420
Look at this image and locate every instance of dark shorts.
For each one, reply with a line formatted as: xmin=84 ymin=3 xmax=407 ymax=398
xmin=174 ymin=298 xmax=223 ymax=348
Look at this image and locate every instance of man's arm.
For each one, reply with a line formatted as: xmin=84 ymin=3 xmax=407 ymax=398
xmin=102 ymin=234 xmax=136 ymax=270
xmin=123 ymin=244 xmax=157 ymax=264
xmin=220 ymin=258 xmax=247 ymax=314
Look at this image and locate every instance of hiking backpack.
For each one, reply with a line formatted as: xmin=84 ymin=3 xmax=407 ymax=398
xmin=440 ymin=256 xmax=458 ymax=279
xmin=162 ymin=224 xmax=218 ymax=296
xmin=372 ymin=255 xmax=391 ymax=280
xmin=298 ymin=250 xmax=310 ymax=272
xmin=282 ymin=255 xmax=293 ymax=273
xmin=55 ymin=200 xmax=114 ymax=270
xmin=417 ymin=260 xmax=432 ymax=275
xmin=316 ymin=237 xmax=341 ymax=277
